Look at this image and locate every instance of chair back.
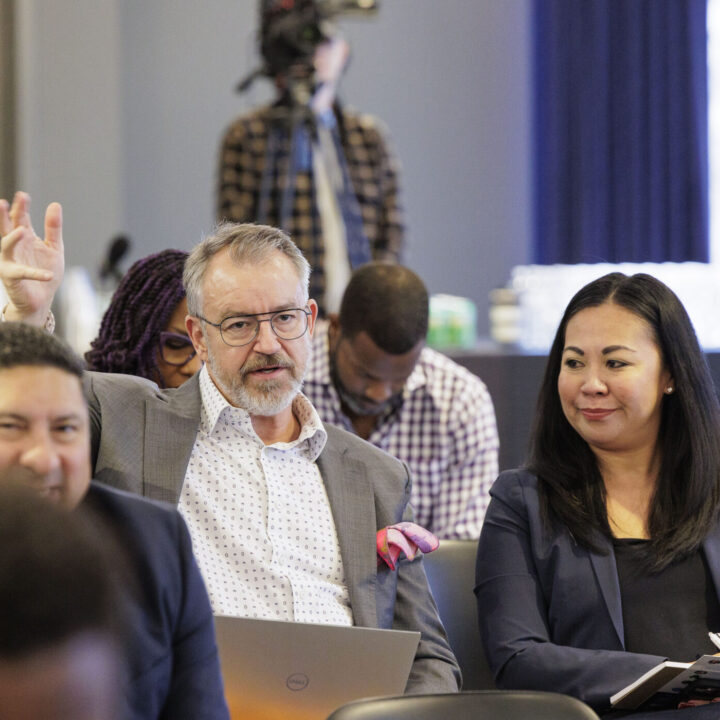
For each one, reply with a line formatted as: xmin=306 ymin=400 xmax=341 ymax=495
xmin=326 ymin=690 xmax=601 ymax=720
xmin=422 ymin=539 xmax=495 ymax=689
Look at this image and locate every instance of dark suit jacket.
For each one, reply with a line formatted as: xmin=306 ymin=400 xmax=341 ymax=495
xmin=82 ymin=482 xmax=229 ymax=720
xmin=84 ymin=371 xmax=460 ymax=693
xmin=475 ymin=469 xmax=720 ymax=712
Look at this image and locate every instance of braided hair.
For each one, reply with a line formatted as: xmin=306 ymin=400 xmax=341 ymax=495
xmin=85 ymin=249 xmax=188 ymax=387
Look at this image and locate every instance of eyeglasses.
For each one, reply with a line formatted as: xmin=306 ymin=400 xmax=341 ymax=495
xmin=195 ymin=307 xmax=311 ymax=347
xmin=158 ymin=332 xmax=197 ymax=366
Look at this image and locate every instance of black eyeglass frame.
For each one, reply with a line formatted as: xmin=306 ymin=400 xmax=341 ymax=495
xmin=194 ymin=307 xmax=312 ymax=347
xmin=157 ymin=332 xmax=198 ymax=367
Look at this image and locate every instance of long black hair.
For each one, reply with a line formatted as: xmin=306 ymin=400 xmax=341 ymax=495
xmin=529 ymin=272 xmax=720 ymax=570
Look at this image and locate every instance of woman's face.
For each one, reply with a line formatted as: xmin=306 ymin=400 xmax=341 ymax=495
xmin=557 ymin=302 xmax=672 ymax=459
xmin=155 ymin=298 xmax=202 ymax=388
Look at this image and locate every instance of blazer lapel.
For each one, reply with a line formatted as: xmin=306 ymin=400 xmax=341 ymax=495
xmin=318 ymin=430 xmax=378 ymax=627
xmin=703 ymin=520 xmax=720 ymax=605
xmin=588 ymin=533 xmax=625 ymax=647
xmin=590 ymin=521 xmax=720 ymax=645
xmin=142 ymin=374 xmax=202 ymax=504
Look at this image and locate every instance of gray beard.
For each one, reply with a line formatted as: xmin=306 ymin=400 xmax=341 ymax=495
xmin=206 ymin=351 xmax=305 ymax=416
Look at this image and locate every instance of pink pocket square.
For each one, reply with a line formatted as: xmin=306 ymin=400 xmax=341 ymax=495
xmin=376 ymin=522 xmax=439 ymax=570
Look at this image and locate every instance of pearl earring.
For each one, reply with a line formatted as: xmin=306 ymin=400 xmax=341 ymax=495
xmin=665 ymin=386 xmax=674 ymax=394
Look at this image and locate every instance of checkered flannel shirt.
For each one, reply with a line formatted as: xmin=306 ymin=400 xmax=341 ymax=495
xmin=303 ymin=324 xmax=500 ymax=539
xmin=217 ymin=103 xmax=405 ymax=315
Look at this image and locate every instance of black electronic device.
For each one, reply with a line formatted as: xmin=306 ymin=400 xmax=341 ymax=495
xmin=237 ymin=0 xmax=378 ymax=93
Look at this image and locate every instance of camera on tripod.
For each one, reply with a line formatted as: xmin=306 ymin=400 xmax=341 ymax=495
xmin=260 ymin=0 xmax=378 ymax=78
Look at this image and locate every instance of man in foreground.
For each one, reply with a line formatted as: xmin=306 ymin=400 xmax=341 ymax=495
xmin=0 ymin=484 xmax=123 ymax=720
xmin=0 ymin=320 xmax=229 ymax=719
xmin=0 ymin=192 xmax=460 ymax=693
xmin=303 ymin=262 xmax=499 ymax=539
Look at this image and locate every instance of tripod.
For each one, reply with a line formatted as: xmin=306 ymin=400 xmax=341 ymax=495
xmin=252 ymin=73 xmax=372 ymax=309
xmin=256 ymin=76 xmax=317 ymax=231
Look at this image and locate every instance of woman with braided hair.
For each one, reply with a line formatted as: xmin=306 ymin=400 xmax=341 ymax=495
xmin=85 ymin=249 xmax=202 ymax=388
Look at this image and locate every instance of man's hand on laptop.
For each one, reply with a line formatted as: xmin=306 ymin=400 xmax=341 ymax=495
xmin=0 ymin=191 xmax=65 ymax=327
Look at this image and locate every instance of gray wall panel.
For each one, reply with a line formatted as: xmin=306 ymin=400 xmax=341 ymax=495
xmin=14 ymin=0 xmax=532 ymax=335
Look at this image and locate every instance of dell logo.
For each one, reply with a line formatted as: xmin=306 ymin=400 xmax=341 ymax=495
xmin=286 ymin=673 xmax=310 ymax=691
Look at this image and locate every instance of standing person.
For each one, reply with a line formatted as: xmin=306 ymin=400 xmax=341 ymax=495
xmin=218 ymin=0 xmax=405 ymax=316
xmin=85 ymin=249 xmax=202 ymax=388
xmin=0 ymin=321 xmax=229 ymax=720
xmin=476 ymin=272 xmax=720 ymax=718
xmin=0 ymin=191 xmax=460 ymax=694
xmin=304 ymin=262 xmax=499 ymax=539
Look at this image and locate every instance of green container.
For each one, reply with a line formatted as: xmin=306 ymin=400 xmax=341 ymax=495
xmin=427 ymin=294 xmax=477 ymax=350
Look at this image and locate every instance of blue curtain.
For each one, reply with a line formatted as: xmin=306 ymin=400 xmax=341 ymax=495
xmin=534 ymin=0 xmax=709 ymax=264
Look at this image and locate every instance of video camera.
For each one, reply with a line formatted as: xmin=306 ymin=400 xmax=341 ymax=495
xmin=260 ymin=0 xmax=378 ymax=78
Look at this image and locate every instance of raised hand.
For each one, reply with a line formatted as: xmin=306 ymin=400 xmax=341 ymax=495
xmin=0 ymin=192 xmax=65 ymax=326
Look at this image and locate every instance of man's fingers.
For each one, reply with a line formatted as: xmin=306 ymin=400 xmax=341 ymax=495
xmin=0 ymin=226 xmax=27 ymax=256
xmin=44 ymin=202 xmax=63 ymax=249
xmin=1 ymin=207 xmax=63 ymax=257
xmin=0 ymin=200 xmax=10 ymax=236
xmin=9 ymin=191 xmax=34 ymax=232
xmin=0 ymin=226 xmax=38 ymax=257
xmin=0 ymin=263 xmax=54 ymax=281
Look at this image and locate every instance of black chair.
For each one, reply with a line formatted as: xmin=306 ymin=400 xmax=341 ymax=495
xmin=422 ymin=539 xmax=495 ymax=689
xmin=326 ymin=691 xmax=601 ymax=720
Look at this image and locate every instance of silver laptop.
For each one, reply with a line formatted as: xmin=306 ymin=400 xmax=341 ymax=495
xmin=214 ymin=615 xmax=420 ymax=720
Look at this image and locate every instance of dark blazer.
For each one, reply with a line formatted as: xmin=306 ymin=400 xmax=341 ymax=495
xmin=82 ymin=482 xmax=229 ymax=720
xmin=84 ymin=371 xmax=460 ymax=694
xmin=475 ymin=469 xmax=720 ymax=712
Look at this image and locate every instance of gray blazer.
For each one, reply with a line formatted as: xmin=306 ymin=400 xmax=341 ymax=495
xmin=85 ymin=371 xmax=460 ymax=693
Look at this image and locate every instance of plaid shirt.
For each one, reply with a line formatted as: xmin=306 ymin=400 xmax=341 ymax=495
xmin=303 ymin=324 xmax=499 ymax=539
xmin=217 ymin=103 xmax=405 ymax=315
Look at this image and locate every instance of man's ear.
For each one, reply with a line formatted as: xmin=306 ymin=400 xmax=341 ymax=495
xmin=306 ymin=299 xmax=319 ymax=338
xmin=186 ymin=315 xmax=209 ymax=362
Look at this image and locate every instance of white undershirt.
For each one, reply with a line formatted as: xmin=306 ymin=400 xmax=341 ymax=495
xmin=314 ymin=120 xmax=351 ymax=314
xmin=178 ymin=366 xmax=353 ymax=625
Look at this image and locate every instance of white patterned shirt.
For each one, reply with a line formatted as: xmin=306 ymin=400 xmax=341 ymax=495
xmin=304 ymin=324 xmax=499 ymax=539
xmin=178 ymin=366 xmax=353 ymax=625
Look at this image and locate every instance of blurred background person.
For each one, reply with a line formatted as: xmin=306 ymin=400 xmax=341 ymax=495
xmin=0 ymin=321 xmax=229 ymax=719
xmin=304 ymin=262 xmax=498 ymax=539
xmin=85 ymin=248 xmax=201 ymax=388
xmin=0 ymin=484 xmax=123 ymax=720
xmin=476 ymin=273 xmax=720 ymax=717
xmin=218 ymin=0 xmax=405 ymax=316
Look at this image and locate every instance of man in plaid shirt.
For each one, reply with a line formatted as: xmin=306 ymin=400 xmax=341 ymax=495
xmin=217 ymin=1 xmax=405 ymax=317
xmin=303 ymin=263 xmax=499 ymax=539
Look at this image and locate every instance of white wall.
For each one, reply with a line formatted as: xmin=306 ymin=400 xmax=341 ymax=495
xmin=15 ymin=0 xmax=532 ymax=335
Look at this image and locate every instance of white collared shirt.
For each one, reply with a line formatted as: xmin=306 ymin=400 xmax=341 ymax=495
xmin=178 ymin=366 xmax=353 ymax=625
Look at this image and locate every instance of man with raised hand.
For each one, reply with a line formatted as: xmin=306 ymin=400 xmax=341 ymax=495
xmin=0 ymin=192 xmax=460 ymax=694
